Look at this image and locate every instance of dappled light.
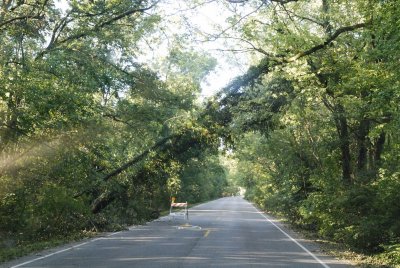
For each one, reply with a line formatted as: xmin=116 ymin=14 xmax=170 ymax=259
xmin=1 ymin=0 xmax=400 ymax=267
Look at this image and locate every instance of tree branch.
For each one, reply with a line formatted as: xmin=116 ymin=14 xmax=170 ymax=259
xmin=0 ymin=14 xmax=43 ymax=29
xmin=269 ymin=0 xmax=298 ymax=4
xmin=221 ymin=21 xmax=370 ymax=96
xmin=201 ymin=2 xmax=265 ymax=42
xmin=89 ymin=134 xmax=177 ymax=214
xmin=281 ymin=5 xmax=324 ymax=27
xmin=36 ymin=1 xmax=159 ymax=58
xmin=218 ymin=36 xmax=273 ymax=56
xmin=101 ymin=134 xmax=175 ymax=182
xmin=46 ymin=11 xmax=74 ymax=51
xmin=103 ymin=113 xmax=141 ymax=129
xmin=227 ymin=0 xmax=298 ymax=3
xmin=0 ymin=0 xmax=48 ymax=29
xmin=286 ymin=22 xmax=369 ymax=62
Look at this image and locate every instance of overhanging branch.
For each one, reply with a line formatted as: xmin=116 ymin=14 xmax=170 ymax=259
xmin=101 ymin=134 xmax=175 ymax=182
xmin=221 ymin=21 xmax=370 ymax=96
xmin=0 ymin=14 xmax=43 ymax=29
xmin=36 ymin=1 xmax=159 ymax=58
xmin=285 ymin=22 xmax=369 ymax=62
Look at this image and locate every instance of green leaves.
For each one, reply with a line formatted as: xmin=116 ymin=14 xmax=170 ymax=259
xmin=215 ymin=0 xmax=400 ymax=256
xmin=0 ymin=0 xmax=231 ymax=247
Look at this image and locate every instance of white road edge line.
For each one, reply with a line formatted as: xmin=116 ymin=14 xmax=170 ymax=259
xmin=255 ymin=207 xmax=330 ymax=268
xmin=10 ymin=231 xmax=122 ymax=268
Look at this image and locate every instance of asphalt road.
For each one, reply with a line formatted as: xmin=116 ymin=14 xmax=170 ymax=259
xmin=3 ymin=197 xmax=351 ymax=267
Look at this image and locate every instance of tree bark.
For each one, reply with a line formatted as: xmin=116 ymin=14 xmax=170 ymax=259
xmin=89 ymin=135 xmax=175 ymax=213
xmin=91 ymin=191 xmax=117 ymax=214
xmin=219 ymin=21 xmax=370 ymax=99
xmin=333 ymin=104 xmax=352 ymax=184
xmin=101 ymin=135 xmax=175 ymax=182
xmin=357 ymin=118 xmax=370 ymax=171
xmin=308 ymin=59 xmax=353 ymax=185
xmin=374 ymin=132 xmax=385 ymax=165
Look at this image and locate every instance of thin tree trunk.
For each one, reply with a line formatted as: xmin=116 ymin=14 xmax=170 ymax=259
xmin=101 ymin=135 xmax=175 ymax=182
xmin=374 ymin=132 xmax=385 ymax=165
xmin=89 ymin=135 xmax=176 ymax=213
xmin=357 ymin=118 xmax=370 ymax=171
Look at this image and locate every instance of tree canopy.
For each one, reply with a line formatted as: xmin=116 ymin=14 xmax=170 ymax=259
xmin=208 ymin=0 xmax=400 ymax=260
xmin=1 ymin=0 xmax=400 ymax=265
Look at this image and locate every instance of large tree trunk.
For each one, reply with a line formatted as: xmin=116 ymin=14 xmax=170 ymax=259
xmin=334 ymin=104 xmax=352 ymax=184
xmin=373 ymin=132 xmax=385 ymax=169
xmin=308 ymin=59 xmax=353 ymax=185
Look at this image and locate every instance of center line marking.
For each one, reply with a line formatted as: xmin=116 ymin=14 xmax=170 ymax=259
xmin=204 ymin=230 xmax=211 ymax=238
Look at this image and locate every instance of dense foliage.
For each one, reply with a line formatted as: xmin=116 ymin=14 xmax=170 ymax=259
xmin=1 ymin=0 xmax=400 ymax=265
xmin=212 ymin=0 xmax=400 ymax=258
xmin=0 ymin=0 xmax=230 ymax=255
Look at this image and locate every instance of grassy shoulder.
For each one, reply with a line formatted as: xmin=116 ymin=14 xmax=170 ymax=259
xmin=0 ymin=199 xmax=213 ymax=264
xmin=0 ymin=223 xmax=132 ymax=264
xmin=289 ymin=223 xmax=400 ymax=268
xmin=261 ymin=209 xmax=400 ymax=268
xmin=0 ymin=231 xmax=97 ymax=264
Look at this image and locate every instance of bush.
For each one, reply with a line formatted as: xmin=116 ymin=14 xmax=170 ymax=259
xmin=30 ymin=184 xmax=89 ymax=239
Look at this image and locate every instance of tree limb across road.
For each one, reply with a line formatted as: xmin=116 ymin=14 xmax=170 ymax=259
xmin=101 ymin=135 xmax=175 ymax=182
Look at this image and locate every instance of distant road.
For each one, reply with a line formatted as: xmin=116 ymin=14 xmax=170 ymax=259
xmin=3 ymin=197 xmax=351 ymax=267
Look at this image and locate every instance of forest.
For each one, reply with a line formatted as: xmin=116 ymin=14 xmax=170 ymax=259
xmin=1 ymin=0 xmax=400 ymax=266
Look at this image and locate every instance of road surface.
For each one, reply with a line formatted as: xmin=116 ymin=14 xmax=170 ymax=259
xmin=3 ymin=197 xmax=351 ymax=267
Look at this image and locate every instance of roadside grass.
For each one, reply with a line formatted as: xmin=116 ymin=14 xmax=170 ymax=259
xmin=293 ymin=226 xmax=400 ymax=268
xmin=0 ymin=197 xmax=231 ymax=265
xmin=0 ymin=231 xmax=97 ymax=264
xmin=0 ymin=199 xmax=216 ymax=264
xmin=262 ymin=210 xmax=400 ymax=268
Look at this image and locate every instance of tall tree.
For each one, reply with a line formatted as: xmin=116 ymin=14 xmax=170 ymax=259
xmin=208 ymin=0 xmax=400 ymax=253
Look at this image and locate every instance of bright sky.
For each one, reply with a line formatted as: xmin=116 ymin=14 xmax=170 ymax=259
xmin=54 ymin=0 xmax=251 ymax=98
xmin=154 ymin=0 xmax=251 ymax=98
